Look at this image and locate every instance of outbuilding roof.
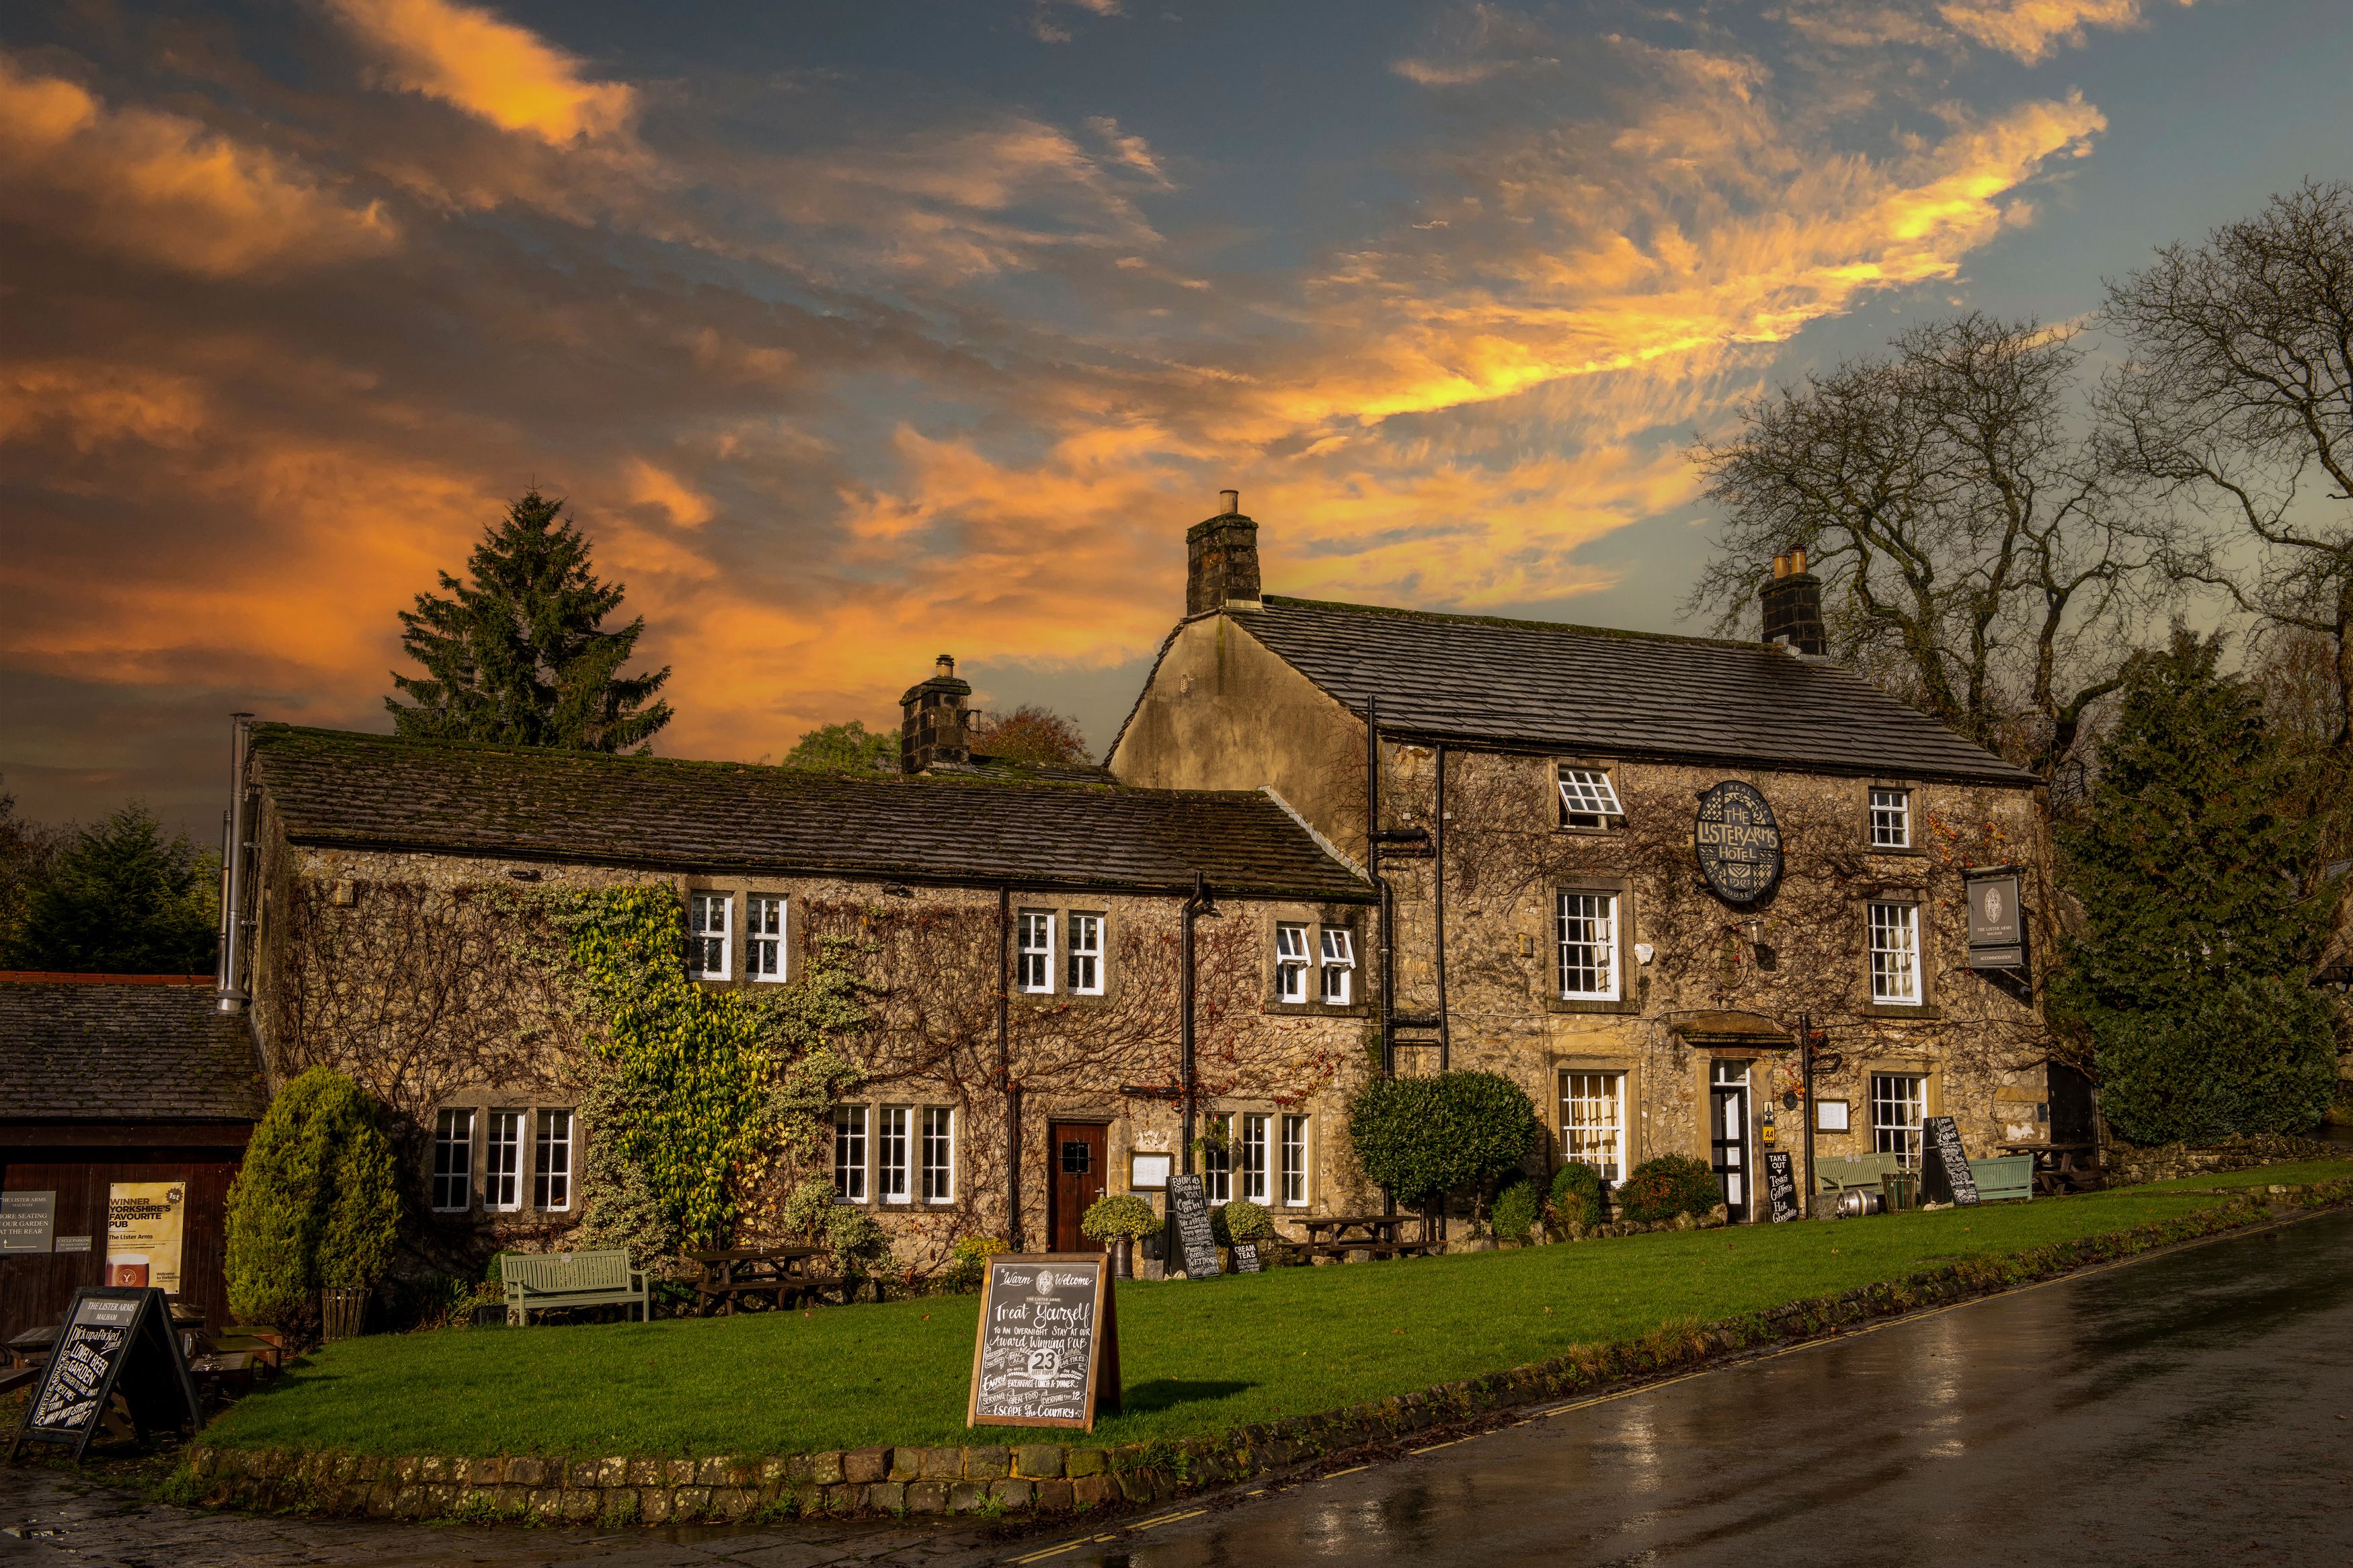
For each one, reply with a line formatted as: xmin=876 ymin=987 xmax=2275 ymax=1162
xmin=1232 ymin=596 xmax=2035 ymax=786
xmin=248 ymin=726 xmax=1373 ymax=901
xmin=0 ymin=977 xmax=266 ymax=1123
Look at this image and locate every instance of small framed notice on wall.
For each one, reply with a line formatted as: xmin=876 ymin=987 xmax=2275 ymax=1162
xmin=1815 ymin=1100 xmax=1850 ymax=1132
xmin=1128 ymin=1152 xmax=1171 ymax=1191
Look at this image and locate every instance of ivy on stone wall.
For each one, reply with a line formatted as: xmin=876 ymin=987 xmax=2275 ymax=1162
xmin=551 ymin=888 xmax=867 ymax=1256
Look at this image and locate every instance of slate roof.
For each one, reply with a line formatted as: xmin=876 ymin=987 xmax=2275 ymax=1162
xmin=1232 ymin=597 xmax=2035 ymax=786
xmin=248 ymin=726 xmax=1373 ymax=901
xmin=0 ymin=979 xmax=266 ymax=1122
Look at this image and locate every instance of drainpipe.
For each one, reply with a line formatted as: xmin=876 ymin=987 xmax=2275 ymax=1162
xmin=1179 ymin=872 xmax=1211 ymax=1176
xmin=1800 ymin=1013 xmax=1816 ymax=1220
xmin=999 ymin=887 xmax=1021 ymax=1250
xmin=1434 ymin=744 xmax=1451 ymax=1072
xmin=218 ymin=713 xmax=255 ymax=1014
xmin=1367 ymin=698 xmax=1394 ymax=1081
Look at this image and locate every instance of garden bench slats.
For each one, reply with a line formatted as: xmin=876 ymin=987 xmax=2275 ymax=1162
xmin=1966 ymin=1154 xmax=2035 ymax=1203
xmin=501 ymin=1249 xmax=649 ymax=1326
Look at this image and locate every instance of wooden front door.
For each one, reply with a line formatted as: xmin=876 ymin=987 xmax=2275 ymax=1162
xmin=1049 ymin=1123 xmax=1107 ymax=1253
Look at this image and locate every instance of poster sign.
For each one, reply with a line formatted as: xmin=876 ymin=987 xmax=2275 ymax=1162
xmin=1 ymin=1191 xmax=56 ymax=1254
xmin=1230 ymin=1241 xmax=1264 ymax=1273
xmin=1966 ymin=870 xmax=2025 ymax=969
xmin=5 ymin=1286 xmax=204 ymax=1462
xmin=1164 ymin=1173 xmax=1222 ymax=1279
xmin=1762 ymin=1151 xmax=1801 ymax=1223
xmin=1814 ymin=1100 xmax=1850 ymax=1132
xmin=106 ymin=1181 xmax=188 ymax=1295
xmin=966 ymin=1255 xmax=1121 ymax=1432
xmin=1693 ymin=782 xmax=1783 ymax=904
xmin=1128 ymin=1152 xmax=1171 ymax=1191
xmin=1919 ymin=1116 xmax=1980 ymax=1206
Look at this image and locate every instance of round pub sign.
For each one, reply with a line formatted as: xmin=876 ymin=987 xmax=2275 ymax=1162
xmin=1694 ymin=781 xmax=1783 ymax=903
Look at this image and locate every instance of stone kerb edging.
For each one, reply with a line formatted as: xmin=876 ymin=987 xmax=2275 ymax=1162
xmin=182 ymin=1178 xmax=2353 ymax=1527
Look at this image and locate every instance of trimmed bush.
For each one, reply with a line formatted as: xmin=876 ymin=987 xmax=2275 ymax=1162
xmin=1348 ymin=1071 xmax=1540 ymax=1208
xmin=940 ymin=1234 xmax=1008 ymax=1293
xmin=1615 ymin=1154 xmax=1721 ymax=1225
xmin=224 ymin=1067 xmax=401 ymax=1328
xmin=1081 ymin=1194 xmax=1158 ymax=1243
xmin=2095 ymin=975 xmax=2338 ymax=1145
xmin=1490 ymin=1177 xmax=1542 ymax=1243
xmin=1549 ymin=1161 xmax=1606 ymax=1229
xmin=1212 ymin=1199 xmax=1274 ymax=1245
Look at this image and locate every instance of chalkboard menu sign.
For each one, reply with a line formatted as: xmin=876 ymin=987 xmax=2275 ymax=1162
xmin=1230 ymin=1241 xmax=1263 ymax=1273
xmin=1693 ymin=782 xmax=1784 ymax=904
xmin=1164 ymin=1173 xmax=1222 ymax=1279
xmin=1761 ymin=1151 xmax=1800 ymax=1223
xmin=6 ymin=1286 xmax=202 ymax=1462
xmin=967 ymin=1255 xmax=1121 ymax=1432
xmin=1919 ymin=1116 xmax=1980 ymax=1206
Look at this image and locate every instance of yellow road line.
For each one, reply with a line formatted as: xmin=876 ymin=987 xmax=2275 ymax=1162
xmin=1129 ymin=1508 xmax=1207 ymax=1531
xmin=1324 ymin=1464 xmax=1368 ymax=1479
xmin=1408 ymin=1438 xmax=1464 ymax=1454
xmin=1008 ymin=1540 xmax=1096 ymax=1564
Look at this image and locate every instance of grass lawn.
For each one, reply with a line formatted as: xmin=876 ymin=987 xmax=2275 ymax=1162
xmin=200 ymin=1172 xmax=2344 ymax=1460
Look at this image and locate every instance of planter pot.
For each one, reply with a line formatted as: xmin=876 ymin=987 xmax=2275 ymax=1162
xmin=1110 ymin=1235 xmax=1135 ymax=1280
xmin=321 ymin=1286 xmax=370 ymax=1342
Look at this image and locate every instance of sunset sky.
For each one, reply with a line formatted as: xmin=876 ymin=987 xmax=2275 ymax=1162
xmin=3 ymin=0 xmax=2347 ymax=833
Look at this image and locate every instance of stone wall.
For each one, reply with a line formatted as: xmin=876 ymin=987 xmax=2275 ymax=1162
xmin=2102 ymin=1132 xmax=2347 ymax=1187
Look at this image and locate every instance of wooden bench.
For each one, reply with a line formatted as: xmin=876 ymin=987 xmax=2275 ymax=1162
xmin=1814 ymin=1151 xmax=1908 ymax=1194
xmin=1967 ymin=1154 xmax=2034 ymax=1203
xmin=501 ymin=1249 xmax=649 ymax=1326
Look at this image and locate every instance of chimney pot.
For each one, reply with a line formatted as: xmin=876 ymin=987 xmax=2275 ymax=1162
xmin=1790 ymin=546 xmax=1807 ymax=574
xmin=1772 ymin=553 xmax=1790 ymax=579
xmin=1219 ymin=489 xmax=1240 ymax=516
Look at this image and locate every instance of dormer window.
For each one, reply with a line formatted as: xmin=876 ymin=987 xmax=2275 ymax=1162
xmin=1558 ymin=767 xmax=1626 ymax=829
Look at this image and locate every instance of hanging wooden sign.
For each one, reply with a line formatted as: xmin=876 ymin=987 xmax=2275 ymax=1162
xmin=1964 ymin=869 xmax=2026 ymax=970
xmin=1693 ymin=782 xmax=1783 ymax=904
xmin=1761 ymin=1151 xmax=1802 ymax=1223
xmin=1919 ymin=1116 xmax=1980 ymax=1206
xmin=6 ymin=1286 xmax=203 ymax=1463
xmin=967 ymin=1255 xmax=1121 ymax=1432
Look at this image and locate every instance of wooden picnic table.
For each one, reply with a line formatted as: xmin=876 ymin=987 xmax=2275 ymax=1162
xmin=688 ymin=1245 xmax=875 ymax=1315
xmin=2001 ymin=1141 xmax=2098 ymax=1196
xmin=1293 ymin=1213 xmax=1442 ymax=1264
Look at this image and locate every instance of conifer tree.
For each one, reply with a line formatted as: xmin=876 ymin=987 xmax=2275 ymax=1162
xmin=2053 ymin=630 xmax=2338 ymax=1143
xmin=385 ymin=491 xmax=672 ymax=751
xmin=6 ymin=804 xmax=216 ymax=974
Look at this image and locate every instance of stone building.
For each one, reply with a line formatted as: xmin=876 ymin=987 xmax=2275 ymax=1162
xmin=1111 ymin=499 xmax=2063 ymax=1221
xmin=225 ymin=704 xmax=1377 ymax=1274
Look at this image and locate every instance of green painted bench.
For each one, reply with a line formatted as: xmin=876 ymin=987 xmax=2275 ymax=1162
xmin=1814 ymin=1152 xmax=1907 ymax=1194
xmin=500 ymin=1249 xmax=649 ymax=1327
xmin=1966 ymin=1154 xmax=2034 ymax=1204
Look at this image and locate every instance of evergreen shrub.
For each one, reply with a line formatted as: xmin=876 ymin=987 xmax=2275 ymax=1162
xmin=1489 ymin=1176 xmax=1542 ymax=1243
xmin=1080 ymin=1194 xmax=1158 ymax=1243
xmin=941 ymin=1235 xmax=1008 ymax=1293
xmin=1347 ymin=1071 xmax=1540 ymax=1208
xmin=1548 ymin=1161 xmax=1607 ymax=1229
xmin=1614 ymin=1155 xmax=1720 ymax=1224
xmin=1211 ymin=1198 xmax=1274 ymax=1245
xmin=224 ymin=1067 xmax=401 ymax=1328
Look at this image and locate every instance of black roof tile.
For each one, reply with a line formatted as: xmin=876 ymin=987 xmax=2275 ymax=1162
xmin=0 ymin=981 xmax=266 ymax=1123
xmin=1235 ymin=597 xmax=2034 ymax=786
xmin=249 ymin=727 xmax=1372 ymax=901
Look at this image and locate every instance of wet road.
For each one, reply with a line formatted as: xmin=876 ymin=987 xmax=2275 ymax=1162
xmin=1036 ymin=1209 xmax=2353 ymax=1568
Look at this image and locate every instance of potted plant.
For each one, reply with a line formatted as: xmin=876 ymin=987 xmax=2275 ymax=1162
xmin=1080 ymin=1194 xmax=1158 ymax=1278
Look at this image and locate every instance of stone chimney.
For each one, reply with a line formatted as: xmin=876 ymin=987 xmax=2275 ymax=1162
xmin=1186 ymin=489 xmax=1263 ymax=616
xmin=1759 ymin=548 xmax=1827 ymax=657
xmin=900 ymin=653 xmax=972 ymax=773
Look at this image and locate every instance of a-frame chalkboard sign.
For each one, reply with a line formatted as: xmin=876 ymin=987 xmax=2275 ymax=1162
xmin=1918 ymin=1116 xmax=1981 ymax=1208
xmin=5 ymin=1286 xmax=203 ymax=1464
xmin=967 ymin=1255 xmax=1122 ymax=1433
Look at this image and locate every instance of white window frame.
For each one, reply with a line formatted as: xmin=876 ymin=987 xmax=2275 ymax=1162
xmin=432 ymin=1108 xmax=474 ymax=1212
xmin=1066 ymin=913 xmax=1104 ymax=996
xmin=1560 ymin=1071 xmax=1626 ymax=1183
xmin=748 ymin=895 xmax=787 ymax=983
xmin=1558 ymin=891 xmax=1620 ymax=1001
xmin=1869 ymin=901 xmax=1923 ymax=1005
xmin=1017 ymin=911 xmax=1055 ymax=995
xmin=1318 ymin=927 xmax=1355 ymax=1005
xmin=1557 ymin=766 xmax=1626 ymax=829
xmin=833 ymin=1105 xmax=869 ymax=1202
xmin=1275 ymin=923 xmax=1310 ymax=1003
xmin=534 ymin=1108 xmax=573 ymax=1211
xmin=484 ymin=1109 xmax=524 ymax=1212
xmin=1872 ymin=1073 xmax=1927 ymax=1169
xmin=1202 ymin=1113 xmax=1233 ymax=1203
xmin=1869 ymin=788 xmax=1912 ymax=850
xmin=690 ymin=892 xmax=732 ymax=981
xmin=1238 ymin=1113 xmax=1271 ymax=1203
xmin=877 ymin=1105 xmax=910 ymax=1204
xmin=921 ymin=1106 xmax=955 ymax=1203
xmin=1279 ymin=1114 xmax=1308 ymax=1206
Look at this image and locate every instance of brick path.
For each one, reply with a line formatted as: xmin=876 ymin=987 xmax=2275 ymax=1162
xmin=0 ymin=1469 xmax=1014 ymax=1568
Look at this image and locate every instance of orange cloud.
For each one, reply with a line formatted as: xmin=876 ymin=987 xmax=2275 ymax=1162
xmin=624 ymin=459 xmax=716 ymax=528
xmin=1938 ymin=0 xmax=2189 ymax=64
xmin=0 ymin=54 xmax=394 ymax=277
xmin=323 ymin=0 xmax=635 ymax=145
